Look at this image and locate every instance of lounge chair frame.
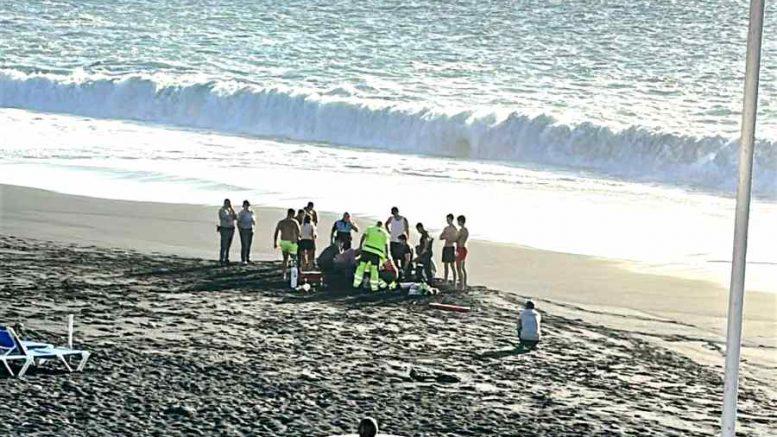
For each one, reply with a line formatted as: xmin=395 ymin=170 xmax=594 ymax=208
xmin=0 ymin=327 xmax=90 ymax=378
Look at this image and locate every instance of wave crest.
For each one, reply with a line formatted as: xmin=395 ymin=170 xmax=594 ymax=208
xmin=1 ymin=70 xmax=774 ymax=196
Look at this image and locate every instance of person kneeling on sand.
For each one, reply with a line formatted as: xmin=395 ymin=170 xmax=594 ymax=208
xmin=378 ymin=257 xmax=399 ymax=290
xmin=517 ymin=300 xmax=542 ymax=350
xmin=273 ymin=208 xmax=301 ymax=279
xmin=317 ymin=241 xmax=341 ymax=273
xmin=334 ymin=240 xmax=357 ymax=271
xmin=332 ymin=240 xmax=358 ymax=285
xmin=317 ymin=240 xmax=341 ymax=286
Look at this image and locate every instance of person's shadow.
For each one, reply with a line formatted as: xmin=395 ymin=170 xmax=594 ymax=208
xmin=478 ymin=346 xmax=534 ymax=360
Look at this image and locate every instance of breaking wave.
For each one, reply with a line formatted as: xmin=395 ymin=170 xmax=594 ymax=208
xmin=1 ymin=70 xmax=775 ymax=196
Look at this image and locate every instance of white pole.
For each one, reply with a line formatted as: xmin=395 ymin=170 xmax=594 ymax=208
xmin=67 ymin=314 xmax=74 ymax=348
xmin=722 ymin=0 xmax=765 ymax=434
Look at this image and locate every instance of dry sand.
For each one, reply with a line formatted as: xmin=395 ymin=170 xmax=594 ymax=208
xmin=1 ymin=235 xmax=776 ymax=435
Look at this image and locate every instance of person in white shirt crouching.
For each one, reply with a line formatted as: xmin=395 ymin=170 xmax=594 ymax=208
xmin=517 ymin=300 xmax=541 ymax=350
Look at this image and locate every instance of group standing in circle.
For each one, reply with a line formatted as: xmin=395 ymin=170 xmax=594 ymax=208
xmin=218 ymin=200 xmax=470 ymax=290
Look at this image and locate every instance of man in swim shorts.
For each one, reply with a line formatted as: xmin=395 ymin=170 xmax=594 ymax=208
xmin=455 ymin=214 xmax=469 ymax=290
xmin=273 ymin=208 xmax=301 ymax=279
xmin=439 ymin=213 xmax=458 ymax=285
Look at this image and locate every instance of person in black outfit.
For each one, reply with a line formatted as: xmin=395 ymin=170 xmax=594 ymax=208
xmin=317 ymin=243 xmax=338 ymax=270
xmin=394 ymin=234 xmax=413 ymax=279
xmin=414 ymin=222 xmax=433 ymax=283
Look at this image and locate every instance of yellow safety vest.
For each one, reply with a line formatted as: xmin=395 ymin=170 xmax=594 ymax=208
xmin=362 ymin=226 xmax=388 ymax=257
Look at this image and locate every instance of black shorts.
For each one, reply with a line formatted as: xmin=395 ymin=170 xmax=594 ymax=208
xmin=335 ymin=232 xmax=352 ymax=244
xmin=390 ymin=242 xmax=403 ymax=260
xmin=299 ymin=239 xmax=315 ymax=251
xmin=442 ymin=246 xmax=456 ymax=263
xmin=360 ymin=251 xmax=382 ymax=266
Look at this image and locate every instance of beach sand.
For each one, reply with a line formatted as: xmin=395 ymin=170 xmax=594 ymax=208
xmin=1 ymin=184 xmax=776 ymax=434
xmin=1 ymin=235 xmax=775 ymax=435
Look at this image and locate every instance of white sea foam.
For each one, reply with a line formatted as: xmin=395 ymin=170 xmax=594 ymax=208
xmin=2 ymin=108 xmax=776 ymax=293
xmin=2 ymin=70 xmax=775 ymax=197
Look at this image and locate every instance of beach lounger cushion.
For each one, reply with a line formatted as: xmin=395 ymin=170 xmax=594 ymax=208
xmin=0 ymin=329 xmax=16 ymax=351
xmin=0 ymin=327 xmax=34 ymax=377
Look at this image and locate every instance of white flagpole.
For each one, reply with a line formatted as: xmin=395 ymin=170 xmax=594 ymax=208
xmin=67 ymin=314 xmax=74 ymax=348
xmin=721 ymin=0 xmax=765 ymax=434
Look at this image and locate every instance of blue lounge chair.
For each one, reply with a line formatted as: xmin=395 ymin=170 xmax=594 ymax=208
xmin=0 ymin=326 xmax=90 ymax=377
xmin=0 ymin=327 xmax=33 ymax=378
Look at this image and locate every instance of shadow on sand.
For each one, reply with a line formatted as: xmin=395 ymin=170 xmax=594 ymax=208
xmin=280 ymin=286 xmax=424 ymax=308
xmin=478 ymin=347 xmax=534 ymax=360
xmin=130 ymin=261 xmax=465 ymax=309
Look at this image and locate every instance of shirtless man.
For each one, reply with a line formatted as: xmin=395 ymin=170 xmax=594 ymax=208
xmin=439 ymin=213 xmax=458 ymax=285
xmin=455 ymin=215 xmax=469 ymax=290
xmin=273 ymin=208 xmax=301 ymax=279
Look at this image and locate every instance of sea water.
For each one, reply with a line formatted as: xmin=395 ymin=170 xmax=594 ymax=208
xmin=0 ymin=0 xmax=775 ymax=291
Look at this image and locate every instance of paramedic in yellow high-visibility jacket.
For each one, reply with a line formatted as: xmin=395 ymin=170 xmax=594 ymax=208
xmin=353 ymin=221 xmax=390 ymax=292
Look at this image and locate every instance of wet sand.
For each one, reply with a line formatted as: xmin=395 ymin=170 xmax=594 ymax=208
xmin=1 ymin=184 xmax=774 ymax=375
xmin=1 ymin=235 xmax=776 ymax=435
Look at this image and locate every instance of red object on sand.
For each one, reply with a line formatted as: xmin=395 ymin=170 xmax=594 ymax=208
xmin=429 ymin=303 xmax=470 ymax=313
xmin=300 ymin=271 xmax=323 ymax=286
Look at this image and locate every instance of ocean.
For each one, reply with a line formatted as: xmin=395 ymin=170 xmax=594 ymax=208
xmin=1 ymin=0 xmax=775 ymax=291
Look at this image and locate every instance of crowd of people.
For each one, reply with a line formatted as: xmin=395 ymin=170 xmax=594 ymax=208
xmin=216 ymin=200 xmax=470 ymax=291
xmin=217 ymin=198 xmax=541 ymax=348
